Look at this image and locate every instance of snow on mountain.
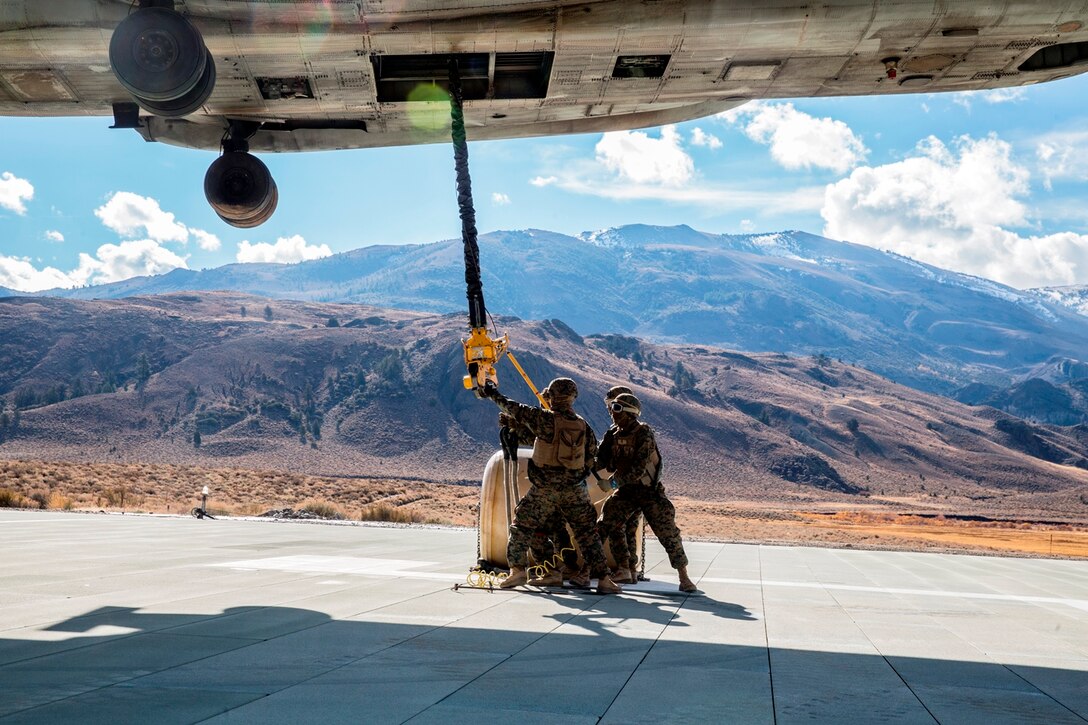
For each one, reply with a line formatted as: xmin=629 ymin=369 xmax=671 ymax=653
xmin=1032 ymin=285 xmax=1088 ymax=317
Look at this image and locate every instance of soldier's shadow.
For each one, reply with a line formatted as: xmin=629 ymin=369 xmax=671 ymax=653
xmin=536 ymin=584 xmax=756 ymax=635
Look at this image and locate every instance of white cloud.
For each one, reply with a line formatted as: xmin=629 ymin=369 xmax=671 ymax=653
xmin=236 ymin=234 xmax=332 ymax=264
xmin=0 ymin=191 xmax=218 ymax=292
xmin=739 ymin=219 xmax=756 ymax=232
xmin=94 ymin=191 xmax=189 ymax=243
xmin=190 ymin=228 xmax=222 ymax=251
xmin=822 ymin=133 xmax=1088 ymax=288
xmin=0 ymin=239 xmax=188 ymax=292
xmin=529 ymin=175 xmax=557 ymax=187
xmin=0 ymin=171 xmax=34 ymax=215
xmin=594 ymin=125 xmax=694 ymax=186
xmin=75 ymin=239 xmax=189 ymax=285
xmin=952 ymin=94 xmax=973 ymax=111
xmin=0 ymin=256 xmax=74 ymax=291
xmin=690 ymin=127 xmax=722 ymax=149
xmin=1035 ymin=129 xmax=1088 ymax=190
xmin=952 ymin=87 xmax=1028 ymax=111
xmin=983 ymin=87 xmax=1027 ymax=104
xmin=720 ymin=101 xmax=868 ymax=174
xmin=550 ymin=167 xmax=824 ymax=214
xmin=491 ymin=192 xmax=511 ymax=205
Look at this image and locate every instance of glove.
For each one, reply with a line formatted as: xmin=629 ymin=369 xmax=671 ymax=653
xmin=592 ymin=471 xmax=613 ymax=493
xmin=481 ymin=381 xmax=499 ymax=399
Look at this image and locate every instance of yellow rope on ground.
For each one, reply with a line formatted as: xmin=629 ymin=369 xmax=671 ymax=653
xmin=455 ymin=546 xmax=578 ymax=591
xmin=455 ymin=567 xmax=508 ymax=591
xmin=527 ymin=546 xmax=577 ymax=581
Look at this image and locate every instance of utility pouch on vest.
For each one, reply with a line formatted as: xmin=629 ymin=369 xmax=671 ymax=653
xmin=532 ymin=415 xmax=586 ymax=470
xmin=638 ymin=446 xmax=662 ymax=486
xmin=614 ymin=423 xmax=661 ymax=486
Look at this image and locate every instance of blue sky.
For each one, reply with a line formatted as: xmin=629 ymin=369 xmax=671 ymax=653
xmin=2 ymin=72 xmax=1087 ymax=292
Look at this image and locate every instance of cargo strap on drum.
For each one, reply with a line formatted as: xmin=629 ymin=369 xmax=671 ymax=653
xmin=499 ymin=423 xmax=520 ymax=527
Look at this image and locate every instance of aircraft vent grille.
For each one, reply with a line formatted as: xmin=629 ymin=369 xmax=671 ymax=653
xmin=971 ymin=70 xmax=1017 ymax=80
xmin=554 ymin=70 xmax=584 ymax=86
xmin=337 ymin=71 xmax=370 ymax=89
xmin=1005 ymin=38 xmax=1056 ymax=51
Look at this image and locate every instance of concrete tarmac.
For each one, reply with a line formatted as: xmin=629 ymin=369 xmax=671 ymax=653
xmin=1 ymin=509 xmax=1086 ymax=724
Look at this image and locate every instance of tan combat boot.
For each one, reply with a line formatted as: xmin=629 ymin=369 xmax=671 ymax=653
xmin=528 ymin=568 xmax=563 ymax=587
xmin=596 ymin=574 xmax=622 ymax=595
xmin=501 ymin=566 xmax=528 ymax=589
xmin=568 ymin=565 xmax=591 ymax=589
xmin=611 ymin=565 xmax=635 ymax=584
xmin=677 ymin=566 xmax=697 ymax=593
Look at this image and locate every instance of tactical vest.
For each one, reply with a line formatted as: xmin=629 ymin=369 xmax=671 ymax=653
xmin=532 ymin=413 xmax=587 ymax=470
xmin=612 ymin=423 xmax=662 ymax=486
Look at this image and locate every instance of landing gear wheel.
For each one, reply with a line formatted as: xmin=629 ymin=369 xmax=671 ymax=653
xmin=204 ymin=152 xmax=279 ymax=228
xmin=109 ymin=7 xmax=208 ymax=102
xmin=134 ymin=48 xmax=216 ymax=117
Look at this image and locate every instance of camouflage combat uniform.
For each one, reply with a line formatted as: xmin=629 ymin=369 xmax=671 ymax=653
xmin=490 ymin=391 xmax=609 ymax=575
xmin=597 ymin=429 xmax=644 ymax=571
xmin=598 ymin=421 xmax=689 ymax=570
xmin=502 ymin=415 xmax=584 ymax=569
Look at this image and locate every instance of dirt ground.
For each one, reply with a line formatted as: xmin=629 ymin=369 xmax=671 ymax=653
xmin=673 ymin=499 xmax=1088 ymax=558
xmin=2 ymin=458 xmax=1086 ymax=559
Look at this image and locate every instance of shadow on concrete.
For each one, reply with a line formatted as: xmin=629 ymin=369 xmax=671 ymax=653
xmin=1 ymin=602 xmax=1086 ymax=724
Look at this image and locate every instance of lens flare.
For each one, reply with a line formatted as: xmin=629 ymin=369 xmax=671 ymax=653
xmin=406 ymin=83 xmax=452 ymax=132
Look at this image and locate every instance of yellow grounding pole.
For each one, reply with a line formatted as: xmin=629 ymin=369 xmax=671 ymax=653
xmin=506 ymin=350 xmax=549 ymax=410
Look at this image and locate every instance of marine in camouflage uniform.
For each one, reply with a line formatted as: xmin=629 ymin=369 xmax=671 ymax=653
xmin=482 ymin=377 xmax=620 ymax=594
xmin=597 ymin=392 xmax=697 ymax=593
xmin=499 ymin=412 xmax=583 ymax=576
xmin=595 ymin=386 xmax=645 ymax=580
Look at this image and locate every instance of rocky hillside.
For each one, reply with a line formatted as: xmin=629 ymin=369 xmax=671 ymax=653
xmin=954 ymin=357 xmax=1088 ymax=426
xmin=1 ymin=293 xmax=1086 ymax=519
xmin=37 ymin=225 xmax=1088 ymax=399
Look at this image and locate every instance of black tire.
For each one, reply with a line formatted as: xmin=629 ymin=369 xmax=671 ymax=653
xmin=135 ymin=48 xmax=215 ymax=117
xmin=109 ymin=7 xmax=207 ymax=102
xmin=214 ymin=183 xmax=278 ymax=229
xmin=205 ymin=153 xmax=279 ymax=228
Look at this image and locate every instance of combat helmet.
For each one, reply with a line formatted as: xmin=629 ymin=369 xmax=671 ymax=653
xmin=610 ymin=392 xmax=641 ymax=416
xmin=604 ymin=385 xmax=633 ymax=402
xmin=542 ymin=377 xmax=578 ymax=400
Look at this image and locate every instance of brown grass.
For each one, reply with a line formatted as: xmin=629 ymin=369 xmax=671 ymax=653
xmin=0 ymin=487 xmax=27 ymax=508
xmin=0 ymin=458 xmax=476 ymax=524
xmin=300 ymin=498 xmax=347 ymax=520
xmin=359 ymin=502 xmax=427 ymax=524
xmin=2 ymin=458 xmax=1085 ymax=558
xmin=47 ymin=492 xmax=74 ymax=511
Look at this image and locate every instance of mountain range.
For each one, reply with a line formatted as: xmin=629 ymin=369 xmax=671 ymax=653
xmin=29 ymin=224 xmax=1088 ymax=423
xmin=1 ymin=293 xmax=1086 ymax=520
xmin=1033 ymin=284 xmax=1088 ymax=317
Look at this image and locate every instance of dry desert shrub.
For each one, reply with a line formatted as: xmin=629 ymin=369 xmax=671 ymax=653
xmin=0 ymin=487 xmax=27 ymax=508
xmin=300 ymin=498 xmax=346 ymax=520
xmin=47 ymin=492 xmax=74 ymax=511
xmin=359 ymin=503 xmax=425 ymax=524
xmin=231 ymin=501 xmax=267 ymax=516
